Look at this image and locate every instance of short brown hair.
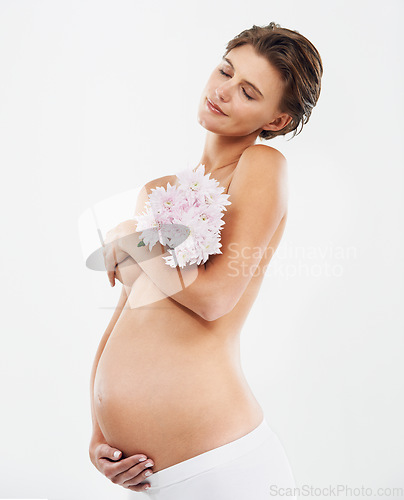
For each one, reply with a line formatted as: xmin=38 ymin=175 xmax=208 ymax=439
xmin=223 ymin=22 xmax=323 ymax=140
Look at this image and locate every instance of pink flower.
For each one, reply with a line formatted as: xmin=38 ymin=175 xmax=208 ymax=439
xmin=133 ymin=164 xmax=231 ymax=268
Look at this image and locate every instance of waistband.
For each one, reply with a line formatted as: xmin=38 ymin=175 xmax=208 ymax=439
xmin=143 ymin=417 xmax=273 ymax=490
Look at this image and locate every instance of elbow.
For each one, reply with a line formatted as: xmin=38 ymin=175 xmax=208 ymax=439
xmin=200 ymin=308 xmax=220 ymax=322
xmin=200 ymin=294 xmax=233 ymax=322
xmin=200 ymin=308 xmax=223 ymax=322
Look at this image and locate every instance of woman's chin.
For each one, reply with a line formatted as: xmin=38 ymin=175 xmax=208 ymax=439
xmin=197 ymin=114 xmax=227 ymax=134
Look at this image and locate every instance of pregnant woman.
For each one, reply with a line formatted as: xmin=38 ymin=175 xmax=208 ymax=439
xmin=89 ymin=22 xmax=323 ymax=499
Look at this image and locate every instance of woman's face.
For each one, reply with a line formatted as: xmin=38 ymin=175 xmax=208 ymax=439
xmin=197 ymin=44 xmax=289 ymax=137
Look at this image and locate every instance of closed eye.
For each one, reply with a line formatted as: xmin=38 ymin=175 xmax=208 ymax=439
xmin=218 ymin=69 xmax=254 ymax=101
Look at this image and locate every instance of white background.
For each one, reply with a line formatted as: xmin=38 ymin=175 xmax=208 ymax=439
xmin=1 ymin=1 xmax=403 ymax=499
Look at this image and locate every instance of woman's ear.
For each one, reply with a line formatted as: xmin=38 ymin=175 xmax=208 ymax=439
xmin=262 ymin=113 xmax=292 ymax=132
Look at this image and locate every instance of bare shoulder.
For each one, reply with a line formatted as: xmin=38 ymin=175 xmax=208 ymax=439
xmin=144 ymin=174 xmax=176 ymax=193
xmin=228 ymin=144 xmax=288 ymax=220
xmin=233 ymin=144 xmax=288 ymax=187
xmin=242 ymin=143 xmax=287 ymax=165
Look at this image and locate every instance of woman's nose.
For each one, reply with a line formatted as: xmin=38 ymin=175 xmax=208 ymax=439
xmin=215 ymin=86 xmax=228 ymax=102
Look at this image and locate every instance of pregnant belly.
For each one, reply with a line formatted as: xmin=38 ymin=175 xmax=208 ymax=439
xmin=93 ymin=316 xmax=262 ymax=472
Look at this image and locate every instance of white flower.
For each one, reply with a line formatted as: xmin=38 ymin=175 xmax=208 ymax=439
xmin=133 ymin=164 xmax=231 ymax=268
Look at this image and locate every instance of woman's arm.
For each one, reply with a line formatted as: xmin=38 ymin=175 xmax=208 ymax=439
xmin=116 ymin=146 xmax=287 ymax=321
xmin=107 ymin=184 xmax=210 ymax=319
xmin=104 ymin=189 xmax=208 ymax=318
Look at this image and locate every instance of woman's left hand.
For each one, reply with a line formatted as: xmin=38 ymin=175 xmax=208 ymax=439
xmin=102 ymin=220 xmax=138 ymax=287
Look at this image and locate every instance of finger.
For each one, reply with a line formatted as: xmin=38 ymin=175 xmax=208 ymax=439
xmin=96 ymin=444 xmax=123 ymax=461
xmin=114 ymin=264 xmax=123 ymax=284
xmin=103 ymin=453 xmax=150 ymax=477
xmin=104 ymin=249 xmax=117 ymax=286
xmin=114 ymin=260 xmax=134 ymax=286
xmin=118 ymin=459 xmax=154 ymax=484
xmin=108 ymin=269 xmax=116 ymax=287
xmin=104 ymin=244 xmax=117 ymax=274
xmin=127 ymin=482 xmax=151 ymax=492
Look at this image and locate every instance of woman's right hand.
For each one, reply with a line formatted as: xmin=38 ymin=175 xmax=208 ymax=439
xmin=114 ymin=255 xmax=143 ymax=289
xmin=89 ymin=442 xmax=154 ymax=492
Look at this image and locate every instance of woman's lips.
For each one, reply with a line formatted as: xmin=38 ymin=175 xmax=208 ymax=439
xmin=206 ymin=98 xmax=227 ymax=116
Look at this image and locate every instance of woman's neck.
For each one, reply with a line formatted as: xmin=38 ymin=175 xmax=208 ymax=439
xmin=198 ymin=131 xmax=259 ymax=176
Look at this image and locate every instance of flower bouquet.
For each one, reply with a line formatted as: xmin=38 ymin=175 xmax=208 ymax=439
xmin=133 ymin=164 xmax=231 ymax=268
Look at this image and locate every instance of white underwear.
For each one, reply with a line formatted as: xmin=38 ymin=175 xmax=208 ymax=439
xmin=129 ymin=417 xmax=297 ymax=500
